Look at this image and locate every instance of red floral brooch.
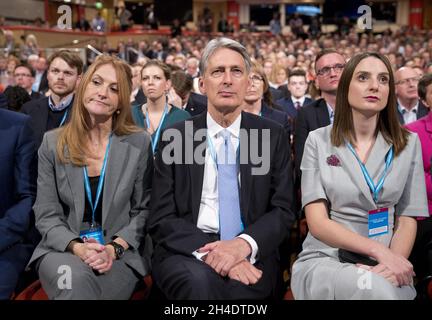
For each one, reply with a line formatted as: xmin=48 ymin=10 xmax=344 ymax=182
xmin=326 ymin=154 xmax=341 ymax=167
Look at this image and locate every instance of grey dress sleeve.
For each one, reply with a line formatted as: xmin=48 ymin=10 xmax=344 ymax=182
xmin=395 ymin=134 xmax=429 ymax=218
xmin=300 ymin=132 xmax=328 ymax=209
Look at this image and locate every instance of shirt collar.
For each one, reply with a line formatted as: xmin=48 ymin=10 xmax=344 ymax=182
xmin=397 ymin=99 xmax=419 ymax=113
xmin=292 ymin=96 xmax=305 ymax=106
xmin=48 ymin=93 xmax=74 ymax=112
xmin=207 ymin=112 xmax=241 ymax=139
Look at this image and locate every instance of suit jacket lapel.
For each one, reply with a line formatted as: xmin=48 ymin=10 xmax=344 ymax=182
xmin=239 ymin=112 xmax=253 ymax=222
xmin=64 ymin=156 xmax=84 ymax=233
xmin=102 ymin=134 xmax=129 ymax=229
xmin=316 ymin=99 xmax=330 ymax=128
xmin=190 ymin=112 xmax=207 ymax=223
xmin=334 ymin=142 xmax=375 ymax=207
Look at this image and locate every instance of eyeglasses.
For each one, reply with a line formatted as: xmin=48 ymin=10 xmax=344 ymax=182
xmin=249 ymin=75 xmax=263 ymax=84
xmin=395 ymin=76 xmax=420 ymax=86
xmin=316 ymin=64 xmax=345 ymax=77
xmin=14 ymin=73 xmax=32 ymax=78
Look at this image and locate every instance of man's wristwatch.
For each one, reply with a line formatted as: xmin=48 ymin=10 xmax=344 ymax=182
xmin=108 ymin=241 xmax=125 ymax=260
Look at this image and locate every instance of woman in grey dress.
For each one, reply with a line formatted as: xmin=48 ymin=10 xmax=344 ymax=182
xmin=291 ymin=52 xmax=429 ymax=300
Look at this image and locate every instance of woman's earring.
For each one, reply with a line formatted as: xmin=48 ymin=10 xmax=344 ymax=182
xmin=116 ymin=109 xmax=121 ymax=114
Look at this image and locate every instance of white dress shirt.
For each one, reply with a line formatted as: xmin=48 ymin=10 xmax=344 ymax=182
xmin=193 ymin=112 xmax=258 ymax=264
xmin=292 ymin=96 xmax=306 ymax=108
xmin=398 ymin=99 xmax=419 ymax=125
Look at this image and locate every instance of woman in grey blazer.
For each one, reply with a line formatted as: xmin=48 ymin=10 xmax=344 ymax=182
xmin=291 ymin=52 xmax=429 ymax=300
xmin=28 ymin=55 xmax=153 ymax=300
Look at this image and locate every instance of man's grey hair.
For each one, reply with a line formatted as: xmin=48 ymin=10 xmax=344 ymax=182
xmin=199 ymin=37 xmax=251 ymax=75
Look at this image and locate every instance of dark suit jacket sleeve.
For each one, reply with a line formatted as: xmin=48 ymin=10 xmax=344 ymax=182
xmin=294 ymin=106 xmax=309 ymax=182
xmin=148 ymin=140 xmax=214 ymax=257
xmin=241 ymin=126 xmax=295 ymax=260
xmin=0 ymin=118 xmax=37 ymax=252
xmin=33 ymin=134 xmax=78 ymax=252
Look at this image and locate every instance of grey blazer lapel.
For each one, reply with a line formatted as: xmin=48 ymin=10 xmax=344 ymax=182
xmin=64 ymin=161 xmax=84 ymax=233
xmin=334 ymin=143 xmax=376 ymax=206
xmin=102 ymin=134 xmax=130 ymax=229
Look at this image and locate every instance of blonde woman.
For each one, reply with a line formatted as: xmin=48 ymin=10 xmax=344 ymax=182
xmin=28 ymin=55 xmax=153 ymax=300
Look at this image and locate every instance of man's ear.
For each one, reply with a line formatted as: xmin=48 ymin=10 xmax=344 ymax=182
xmin=198 ymin=77 xmax=205 ymax=95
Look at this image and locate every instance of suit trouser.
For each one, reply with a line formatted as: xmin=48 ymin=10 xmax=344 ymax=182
xmin=152 ymin=253 xmax=281 ymax=300
xmin=0 ymin=243 xmax=33 ymax=300
xmin=37 ymin=252 xmax=140 ymax=300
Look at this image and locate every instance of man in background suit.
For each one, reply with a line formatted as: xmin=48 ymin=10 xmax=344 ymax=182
xmin=0 ymin=109 xmax=37 ymax=299
xmin=13 ymin=64 xmax=41 ymax=100
xmin=294 ymin=49 xmax=345 ymax=182
xmin=21 ymin=50 xmax=83 ymax=149
xmin=149 ymin=38 xmax=295 ymax=299
xmin=395 ymin=66 xmax=429 ymax=125
xmin=277 ymin=68 xmax=312 ymax=119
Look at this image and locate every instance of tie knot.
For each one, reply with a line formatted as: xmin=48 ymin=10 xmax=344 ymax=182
xmin=221 ymin=129 xmax=231 ymax=141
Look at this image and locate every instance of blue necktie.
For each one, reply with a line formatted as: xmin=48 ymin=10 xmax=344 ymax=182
xmin=218 ymin=129 xmax=243 ymax=240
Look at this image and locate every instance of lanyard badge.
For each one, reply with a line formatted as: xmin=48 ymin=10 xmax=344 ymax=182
xmin=347 ymin=143 xmax=394 ymax=238
xmin=146 ymin=104 xmax=168 ymax=154
xmin=80 ymin=134 xmax=112 ymax=244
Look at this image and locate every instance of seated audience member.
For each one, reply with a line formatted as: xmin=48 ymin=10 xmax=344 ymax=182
xmin=395 ymin=66 xmax=428 ymax=125
xmin=277 ymin=68 xmax=313 ymax=119
xmin=405 ymin=73 xmax=432 ymax=292
xmin=149 ymin=38 xmax=295 ymax=300
xmin=21 ymin=50 xmax=83 ymax=149
xmin=291 ymin=52 xmax=428 ymax=299
xmin=27 ymin=55 xmax=153 ymax=300
xmin=0 ymin=108 xmax=37 ymax=299
xmin=170 ymin=69 xmax=207 ymax=116
xmin=3 ymin=85 xmax=31 ymax=112
xmin=242 ymin=61 xmax=291 ymax=139
xmin=13 ymin=64 xmax=41 ymax=100
xmin=131 ymin=60 xmax=190 ymax=154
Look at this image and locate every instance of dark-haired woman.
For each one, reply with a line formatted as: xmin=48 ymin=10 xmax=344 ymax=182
xmin=291 ymin=52 xmax=428 ymax=300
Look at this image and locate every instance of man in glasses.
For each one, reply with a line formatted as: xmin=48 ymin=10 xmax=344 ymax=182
xmin=395 ymin=66 xmax=428 ymax=125
xmin=294 ymin=49 xmax=345 ymax=183
xmin=13 ymin=64 xmax=41 ymax=100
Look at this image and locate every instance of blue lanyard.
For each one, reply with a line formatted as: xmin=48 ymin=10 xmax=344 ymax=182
xmin=83 ymin=134 xmax=112 ymax=225
xmin=146 ymin=104 xmax=168 ymax=154
xmin=59 ymin=108 xmax=69 ymax=127
xmin=346 ymin=142 xmax=394 ymax=203
xmin=207 ymin=132 xmax=240 ymax=169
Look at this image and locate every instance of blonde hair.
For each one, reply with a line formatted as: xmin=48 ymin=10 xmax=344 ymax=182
xmin=57 ymin=55 xmax=140 ymax=165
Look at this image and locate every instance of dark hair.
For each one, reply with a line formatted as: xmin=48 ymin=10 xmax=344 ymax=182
xmin=314 ymin=49 xmax=343 ymax=72
xmin=331 ymin=52 xmax=409 ymax=156
xmin=141 ymin=59 xmax=171 ymax=80
xmin=171 ymin=70 xmax=193 ymax=99
xmin=14 ymin=63 xmax=35 ymax=77
xmin=3 ymin=85 xmax=31 ymax=112
xmin=47 ymin=50 xmax=84 ymax=75
xmin=418 ymin=73 xmax=432 ymax=101
xmin=288 ymin=68 xmax=306 ymax=80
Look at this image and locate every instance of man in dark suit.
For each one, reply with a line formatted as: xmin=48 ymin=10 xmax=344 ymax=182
xmin=149 ymin=38 xmax=295 ymax=299
xmin=13 ymin=64 xmax=40 ymax=100
xmin=294 ymin=49 xmax=346 ymax=182
xmin=21 ymin=50 xmax=83 ymax=149
xmin=0 ymin=109 xmax=37 ymax=299
xmin=276 ymin=69 xmax=313 ymax=119
xmin=171 ymin=69 xmax=207 ymax=116
xmin=395 ymin=66 xmax=429 ymax=125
